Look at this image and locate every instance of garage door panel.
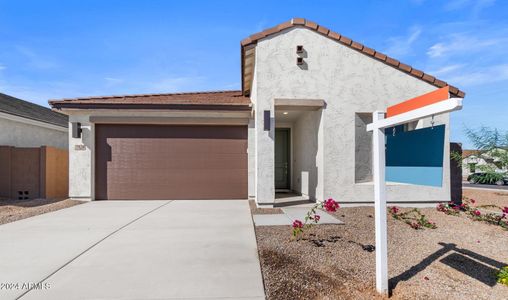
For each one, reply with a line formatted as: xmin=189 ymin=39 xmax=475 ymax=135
xmin=108 ymin=169 xmax=247 ymax=185
xmin=107 ymin=155 xmax=247 ymax=170
xmin=110 ymin=139 xmax=248 ymax=155
xmin=107 ymin=184 xmax=248 ymax=200
xmin=95 ymin=125 xmax=248 ymax=200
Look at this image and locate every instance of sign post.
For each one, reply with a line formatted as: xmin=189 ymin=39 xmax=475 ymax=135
xmin=372 ymin=111 xmax=388 ymax=296
xmin=367 ymin=87 xmax=463 ymax=295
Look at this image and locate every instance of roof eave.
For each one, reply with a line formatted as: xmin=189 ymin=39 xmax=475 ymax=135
xmin=50 ymin=102 xmax=252 ymax=111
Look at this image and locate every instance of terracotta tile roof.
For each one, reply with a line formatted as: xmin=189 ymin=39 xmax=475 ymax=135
xmin=463 ymin=149 xmax=480 ymax=158
xmin=49 ymin=90 xmax=251 ymax=110
xmin=241 ymin=18 xmax=465 ymax=98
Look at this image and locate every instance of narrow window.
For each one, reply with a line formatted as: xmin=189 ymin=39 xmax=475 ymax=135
xmin=355 ymin=113 xmax=373 ymax=183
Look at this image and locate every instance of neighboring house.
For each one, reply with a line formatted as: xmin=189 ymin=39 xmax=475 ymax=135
xmin=0 ymin=93 xmax=69 ymax=200
xmin=0 ymin=92 xmax=68 ymax=149
xmin=50 ymin=18 xmax=465 ymax=205
xmin=462 ymin=149 xmax=508 ymax=179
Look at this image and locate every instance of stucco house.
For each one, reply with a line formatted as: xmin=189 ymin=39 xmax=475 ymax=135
xmin=0 ymin=93 xmax=69 ymax=200
xmin=462 ymin=149 xmax=508 ymax=179
xmin=50 ymin=18 xmax=465 ymax=206
xmin=1 ymin=93 xmax=68 ymax=149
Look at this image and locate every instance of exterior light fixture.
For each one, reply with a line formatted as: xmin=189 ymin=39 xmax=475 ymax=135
xmin=283 ymin=112 xmax=289 ymax=115
xmin=72 ymin=122 xmax=82 ymax=138
xmin=296 ymin=45 xmax=304 ymax=54
xmin=297 ymin=57 xmax=304 ymax=65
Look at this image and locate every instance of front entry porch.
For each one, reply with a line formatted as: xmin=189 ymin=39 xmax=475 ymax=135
xmin=271 ymin=98 xmax=325 ymax=206
xmin=252 ymin=98 xmax=325 ymax=208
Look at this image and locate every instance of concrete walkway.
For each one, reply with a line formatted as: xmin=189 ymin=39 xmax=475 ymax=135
xmin=252 ymin=207 xmax=343 ymax=226
xmin=0 ymin=200 xmax=265 ymax=300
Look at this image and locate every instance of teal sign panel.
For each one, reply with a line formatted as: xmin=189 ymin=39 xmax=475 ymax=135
xmin=385 ymin=125 xmax=445 ymax=187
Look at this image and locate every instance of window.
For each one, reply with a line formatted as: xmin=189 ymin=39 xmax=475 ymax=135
xmin=469 ymin=163 xmax=476 ymax=173
xmin=355 ymin=113 xmax=373 ymax=183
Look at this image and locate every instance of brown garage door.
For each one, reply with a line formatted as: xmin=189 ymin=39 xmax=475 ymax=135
xmin=95 ymin=124 xmax=247 ymax=200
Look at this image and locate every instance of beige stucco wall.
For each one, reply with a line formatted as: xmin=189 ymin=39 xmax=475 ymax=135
xmin=252 ymin=27 xmax=451 ymax=204
xmin=0 ymin=116 xmax=67 ymax=149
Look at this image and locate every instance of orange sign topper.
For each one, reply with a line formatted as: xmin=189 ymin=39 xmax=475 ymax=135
xmin=386 ymin=86 xmax=450 ymax=118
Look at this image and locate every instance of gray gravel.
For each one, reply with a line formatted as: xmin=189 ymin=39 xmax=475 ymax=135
xmin=0 ymin=198 xmax=84 ymax=225
xmin=254 ymin=206 xmax=508 ymax=300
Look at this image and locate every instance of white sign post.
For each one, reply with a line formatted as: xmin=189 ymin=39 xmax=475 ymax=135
xmin=372 ymin=111 xmax=388 ymax=295
xmin=367 ymin=94 xmax=463 ymax=296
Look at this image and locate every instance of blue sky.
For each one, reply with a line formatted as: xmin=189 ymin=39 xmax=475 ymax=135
xmin=0 ymin=0 xmax=507 ymax=148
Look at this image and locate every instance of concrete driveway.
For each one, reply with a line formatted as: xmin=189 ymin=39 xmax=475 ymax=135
xmin=0 ymin=200 xmax=265 ymax=300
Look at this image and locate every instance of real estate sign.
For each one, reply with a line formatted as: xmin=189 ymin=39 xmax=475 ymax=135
xmin=386 ymin=124 xmax=445 ymax=187
xmin=367 ymin=86 xmax=463 ymax=296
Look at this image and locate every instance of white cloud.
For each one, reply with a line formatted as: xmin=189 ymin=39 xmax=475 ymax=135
xmin=427 ymin=34 xmax=507 ymax=58
xmin=385 ymin=26 xmax=422 ymax=57
xmin=445 ymin=0 xmax=495 ymax=12
xmin=150 ymin=76 xmax=206 ymax=93
xmin=104 ymin=77 xmax=124 ymax=87
xmin=429 ymin=64 xmax=465 ymax=76
xmin=445 ymin=64 xmax=508 ymax=86
xmin=427 ymin=43 xmax=446 ymax=58
xmin=0 ymin=64 xmax=6 ymax=71
xmin=15 ymin=45 xmax=59 ymax=70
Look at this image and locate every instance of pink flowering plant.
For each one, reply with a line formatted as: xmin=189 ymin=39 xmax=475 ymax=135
xmin=292 ymin=198 xmax=340 ymax=239
xmin=436 ymin=196 xmax=508 ymax=230
xmin=389 ymin=206 xmax=437 ymax=230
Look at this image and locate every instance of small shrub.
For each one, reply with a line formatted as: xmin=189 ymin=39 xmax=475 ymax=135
xmin=496 ymin=266 xmax=508 ymax=286
xmin=436 ymin=197 xmax=508 ymax=230
xmin=292 ymin=198 xmax=340 ymax=240
xmin=389 ymin=207 xmax=437 ymax=230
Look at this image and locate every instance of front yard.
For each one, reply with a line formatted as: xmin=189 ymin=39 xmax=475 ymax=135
xmin=253 ymin=191 xmax=508 ymax=299
xmin=0 ymin=198 xmax=84 ymax=225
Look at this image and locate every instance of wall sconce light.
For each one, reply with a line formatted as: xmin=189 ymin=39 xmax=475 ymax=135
xmin=296 ymin=45 xmax=304 ymax=54
xmin=263 ymin=110 xmax=270 ymax=131
xmin=72 ymin=122 xmax=82 ymax=138
xmin=296 ymin=57 xmax=304 ymax=65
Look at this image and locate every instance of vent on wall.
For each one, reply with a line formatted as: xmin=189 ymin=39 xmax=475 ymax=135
xmin=296 ymin=45 xmax=306 ymax=67
xmin=18 ymin=190 xmax=29 ymax=200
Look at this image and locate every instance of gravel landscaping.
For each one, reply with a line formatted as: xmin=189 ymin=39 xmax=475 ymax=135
xmin=252 ymin=198 xmax=508 ymax=299
xmin=0 ymin=198 xmax=84 ymax=225
xmin=463 ymin=188 xmax=508 ymax=207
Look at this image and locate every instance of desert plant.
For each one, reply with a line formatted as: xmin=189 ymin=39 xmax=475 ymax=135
xmin=468 ymin=172 xmax=505 ymax=185
xmin=437 ymin=201 xmax=461 ymax=216
xmin=496 ymin=266 xmax=508 ymax=286
xmin=436 ymin=197 xmax=508 ymax=230
xmin=292 ymin=198 xmax=340 ymax=239
xmin=389 ymin=206 xmax=437 ymax=229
